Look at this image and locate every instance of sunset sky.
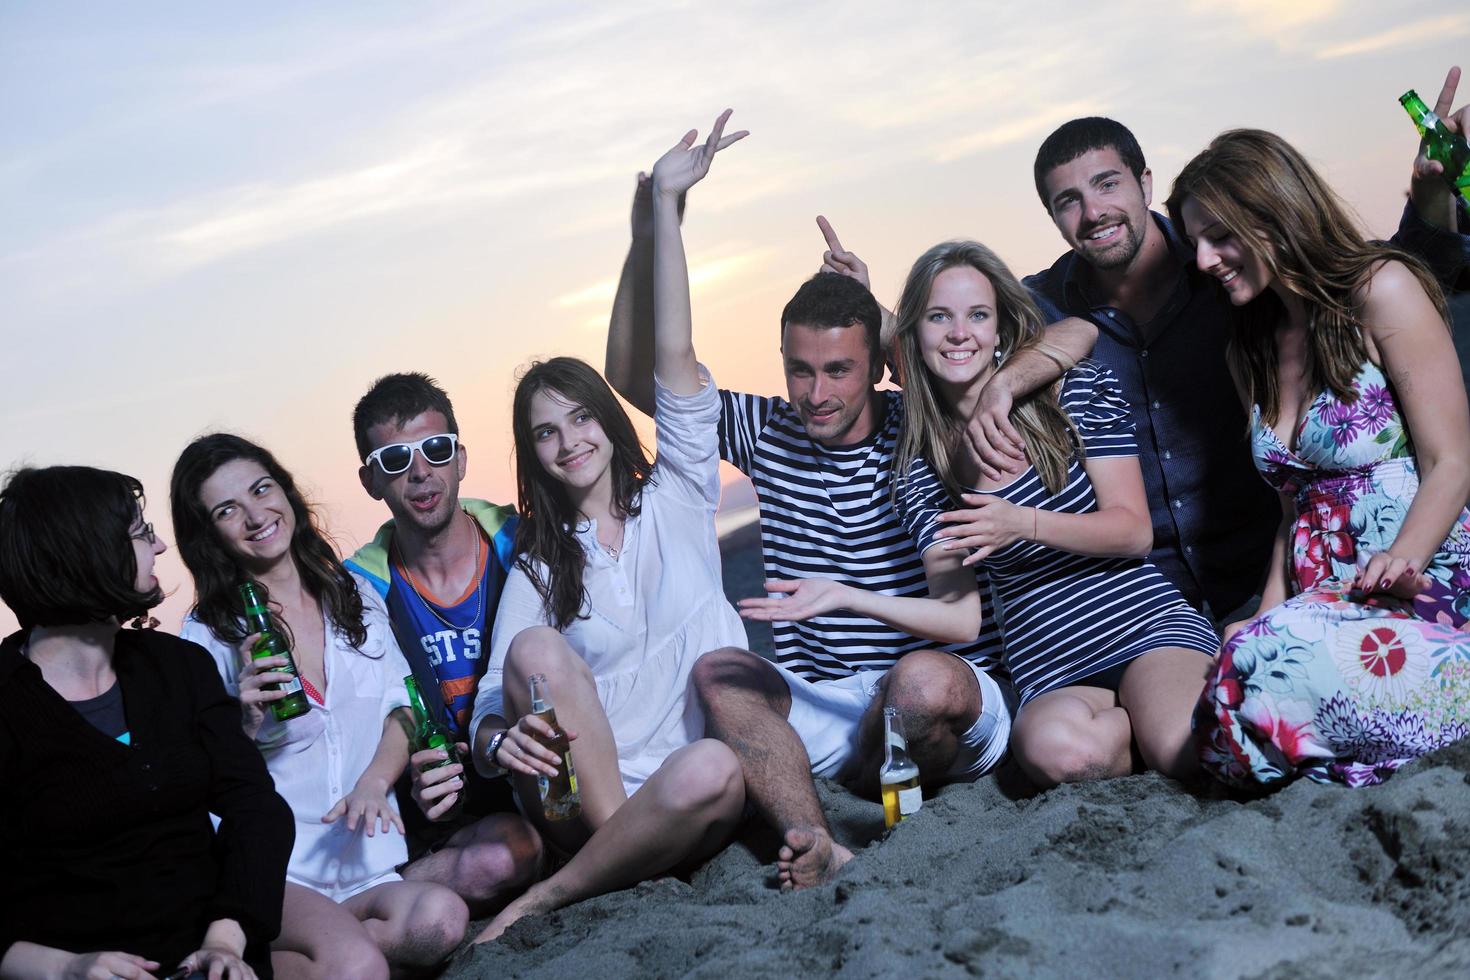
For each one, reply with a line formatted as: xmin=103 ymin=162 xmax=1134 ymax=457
xmin=3 ymin=0 xmax=1467 ymax=633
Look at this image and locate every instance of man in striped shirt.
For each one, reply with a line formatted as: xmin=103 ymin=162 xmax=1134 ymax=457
xmin=605 ymin=177 xmax=1093 ymax=888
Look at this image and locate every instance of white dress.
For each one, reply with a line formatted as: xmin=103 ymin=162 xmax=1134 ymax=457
xmin=182 ymin=575 xmax=413 ymax=902
xmin=471 ymin=367 xmax=748 ymax=797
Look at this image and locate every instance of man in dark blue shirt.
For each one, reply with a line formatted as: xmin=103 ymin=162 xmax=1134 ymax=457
xmin=1012 ymin=109 xmax=1470 ymax=626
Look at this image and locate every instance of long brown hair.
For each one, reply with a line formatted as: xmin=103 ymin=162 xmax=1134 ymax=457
xmin=511 ymin=357 xmax=653 ymax=630
xmin=1165 ymin=128 xmax=1448 ymax=426
xmin=171 ymin=433 xmax=367 ymax=650
xmin=893 ymin=240 xmax=1081 ymax=497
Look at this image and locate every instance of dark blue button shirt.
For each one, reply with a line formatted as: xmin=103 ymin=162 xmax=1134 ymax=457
xmin=1025 ymin=214 xmax=1279 ymax=618
xmin=1026 ymin=206 xmax=1470 ymax=620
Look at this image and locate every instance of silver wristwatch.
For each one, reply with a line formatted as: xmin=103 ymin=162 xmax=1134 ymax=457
xmin=483 ymin=729 xmax=510 ymax=779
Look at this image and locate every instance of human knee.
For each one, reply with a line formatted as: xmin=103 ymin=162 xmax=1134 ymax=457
xmin=458 ymin=816 xmax=543 ymax=898
xmin=505 ymin=626 xmax=589 ymax=685
xmin=655 ymin=741 xmax=744 ymax=817
xmin=885 ymin=651 xmax=975 ymax=736
xmin=691 ymin=647 xmax=781 ymax=710
xmin=1014 ymin=716 xmax=1122 ymax=785
xmin=406 ymin=886 xmax=469 ymax=955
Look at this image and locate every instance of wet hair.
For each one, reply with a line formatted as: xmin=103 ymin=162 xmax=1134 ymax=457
xmin=170 ymin=433 xmax=366 ymax=649
xmin=1165 ymin=128 xmax=1448 ymax=428
xmin=780 ymin=271 xmax=884 ymax=372
xmin=352 ymin=372 xmax=459 ymax=462
xmin=511 ymin=357 xmax=652 ymax=630
xmin=1033 ymin=117 xmax=1147 ymax=210
xmin=893 ymin=241 xmax=1081 ymax=498
xmin=0 ymin=466 xmax=163 ymax=628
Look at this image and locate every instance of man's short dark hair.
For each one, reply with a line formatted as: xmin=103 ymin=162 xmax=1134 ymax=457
xmin=1033 ymin=117 xmax=1147 ymax=210
xmin=352 ymin=372 xmax=459 ymax=462
xmin=0 ymin=466 xmax=163 ymax=629
xmin=779 ymin=272 xmax=883 ymax=367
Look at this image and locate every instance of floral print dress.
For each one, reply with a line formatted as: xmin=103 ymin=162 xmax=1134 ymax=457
xmin=1197 ymin=360 xmax=1470 ymax=787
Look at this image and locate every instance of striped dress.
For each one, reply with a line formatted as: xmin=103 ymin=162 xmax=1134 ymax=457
xmin=718 ymin=388 xmax=1005 ymax=682
xmin=897 ymin=362 xmax=1217 ymax=705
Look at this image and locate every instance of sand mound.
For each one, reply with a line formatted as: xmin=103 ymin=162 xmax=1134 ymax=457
xmin=449 ymin=739 xmax=1470 ymax=979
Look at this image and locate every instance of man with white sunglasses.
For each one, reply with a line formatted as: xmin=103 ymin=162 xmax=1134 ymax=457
xmin=345 ymin=371 xmax=543 ymax=917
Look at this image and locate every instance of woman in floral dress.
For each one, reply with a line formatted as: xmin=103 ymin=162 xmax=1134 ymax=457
xmin=1168 ymin=129 xmax=1470 ymax=787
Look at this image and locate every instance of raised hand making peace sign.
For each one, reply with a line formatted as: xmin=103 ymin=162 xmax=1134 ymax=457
xmin=650 ymin=108 xmax=748 ymax=200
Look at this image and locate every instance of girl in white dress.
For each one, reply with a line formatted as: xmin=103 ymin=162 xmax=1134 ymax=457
xmin=470 ymin=110 xmax=750 ymax=941
xmin=172 ymin=434 xmax=469 ymax=979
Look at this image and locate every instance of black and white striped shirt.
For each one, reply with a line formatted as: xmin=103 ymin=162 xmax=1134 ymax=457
xmin=719 ymin=388 xmax=1005 ymax=682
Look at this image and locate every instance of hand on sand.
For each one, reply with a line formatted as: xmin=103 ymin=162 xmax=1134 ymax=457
xmin=473 ymin=881 xmax=558 ymax=943
xmin=776 ymin=827 xmax=853 ymax=891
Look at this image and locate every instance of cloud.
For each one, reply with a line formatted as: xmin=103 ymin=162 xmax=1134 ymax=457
xmin=1314 ymin=12 xmax=1470 ymax=59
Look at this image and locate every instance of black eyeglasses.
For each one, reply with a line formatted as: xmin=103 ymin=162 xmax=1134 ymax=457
xmin=365 ymin=433 xmax=459 ymax=475
xmin=131 ymin=522 xmax=157 ymax=545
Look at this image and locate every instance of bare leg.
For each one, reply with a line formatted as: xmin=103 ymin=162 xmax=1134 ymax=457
xmin=691 ymin=647 xmax=852 ymax=890
xmin=1011 ymin=685 xmax=1133 ymax=788
xmin=1118 ymin=646 xmax=1213 ymax=779
xmin=271 ymin=883 xmax=388 ymax=980
xmin=342 ymin=879 xmax=468 ymax=976
xmin=474 ymin=739 xmax=745 ymax=942
xmin=400 ymin=812 xmax=542 ymax=915
xmin=503 ymin=627 xmax=626 ymax=829
xmin=849 ymin=650 xmax=984 ymax=796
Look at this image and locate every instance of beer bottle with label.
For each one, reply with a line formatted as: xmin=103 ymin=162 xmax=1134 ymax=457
xmin=404 ymin=674 xmax=465 ymax=820
xmin=528 ymin=673 xmax=581 ymax=821
xmin=879 ymin=706 xmax=921 ymax=829
xmin=1400 ymin=89 xmax=1470 ymax=198
xmin=238 ymin=581 xmax=310 ymax=722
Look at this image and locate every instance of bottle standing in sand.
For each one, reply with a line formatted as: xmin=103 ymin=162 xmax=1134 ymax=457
xmin=238 ymin=581 xmax=310 ymax=722
xmin=879 ymin=706 xmax=921 ymax=829
xmin=529 ymin=672 xmax=581 ymax=820
xmin=404 ymin=673 xmax=465 ymax=819
xmin=1400 ymin=88 xmax=1470 ymax=199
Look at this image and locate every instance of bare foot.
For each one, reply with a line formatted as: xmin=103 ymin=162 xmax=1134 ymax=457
xmin=775 ymin=826 xmax=852 ymax=891
xmin=472 ymin=884 xmax=555 ymax=943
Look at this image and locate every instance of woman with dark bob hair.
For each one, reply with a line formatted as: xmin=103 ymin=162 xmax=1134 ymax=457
xmin=0 ymin=465 xmax=293 ymax=980
xmin=467 ymin=111 xmax=749 ymax=940
xmin=1168 ymin=129 xmax=1470 ymax=787
xmin=171 ymin=434 xmax=473 ymax=978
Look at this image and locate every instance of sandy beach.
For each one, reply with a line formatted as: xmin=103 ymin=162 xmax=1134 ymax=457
xmin=443 ymin=508 xmax=1470 ymax=980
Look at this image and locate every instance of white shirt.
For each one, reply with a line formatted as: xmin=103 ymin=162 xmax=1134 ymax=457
xmin=182 ymin=574 xmax=412 ymax=899
xmin=471 ymin=367 xmax=748 ymax=796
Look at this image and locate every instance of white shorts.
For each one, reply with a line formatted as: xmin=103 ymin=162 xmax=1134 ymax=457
xmin=289 ymin=867 xmax=402 ymax=904
xmin=776 ymin=656 xmax=1015 ymax=782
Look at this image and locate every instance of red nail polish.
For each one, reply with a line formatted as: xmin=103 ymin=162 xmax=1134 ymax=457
xmin=1380 ymin=578 xmax=1391 ymax=589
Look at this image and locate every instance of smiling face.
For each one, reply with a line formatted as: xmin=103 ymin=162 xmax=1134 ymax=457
xmin=1041 ymin=147 xmax=1152 ymax=272
xmin=917 ymin=265 xmax=1000 ymax=391
xmin=528 ymin=387 xmax=614 ymax=501
xmin=359 ymin=409 xmax=466 ymax=539
xmin=198 ymin=458 xmax=295 ymax=572
xmin=1179 ymin=195 xmax=1273 ymax=305
xmin=781 ymin=321 xmax=881 ymax=445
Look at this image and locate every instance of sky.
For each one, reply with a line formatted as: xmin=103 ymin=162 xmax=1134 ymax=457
xmin=3 ymin=0 xmax=1468 ymax=634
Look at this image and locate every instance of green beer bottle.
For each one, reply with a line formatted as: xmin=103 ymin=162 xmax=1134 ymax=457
xmin=238 ymin=581 xmax=311 ymax=722
xmin=404 ymin=674 xmax=465 ymax=819
xmin=1400 ymin=89 xmax=1470 ymax=197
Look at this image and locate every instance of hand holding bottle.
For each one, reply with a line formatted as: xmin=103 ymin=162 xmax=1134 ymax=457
xmin=233 ymin=633 xmax=293 ymax=740
xmin=409 ymin=741 xmax=469 ymax=822
xmin=1407 ymin=65 xmax=1470 ymax=228
xmin=498 ymin=713 xmax=577 ymax=779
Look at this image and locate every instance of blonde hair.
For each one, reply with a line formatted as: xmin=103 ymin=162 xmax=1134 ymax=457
xmin=1165 ymin=128 xmax=1448 ymax=426
xmin=893 ymin=240 xmax=1080 ymax=498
